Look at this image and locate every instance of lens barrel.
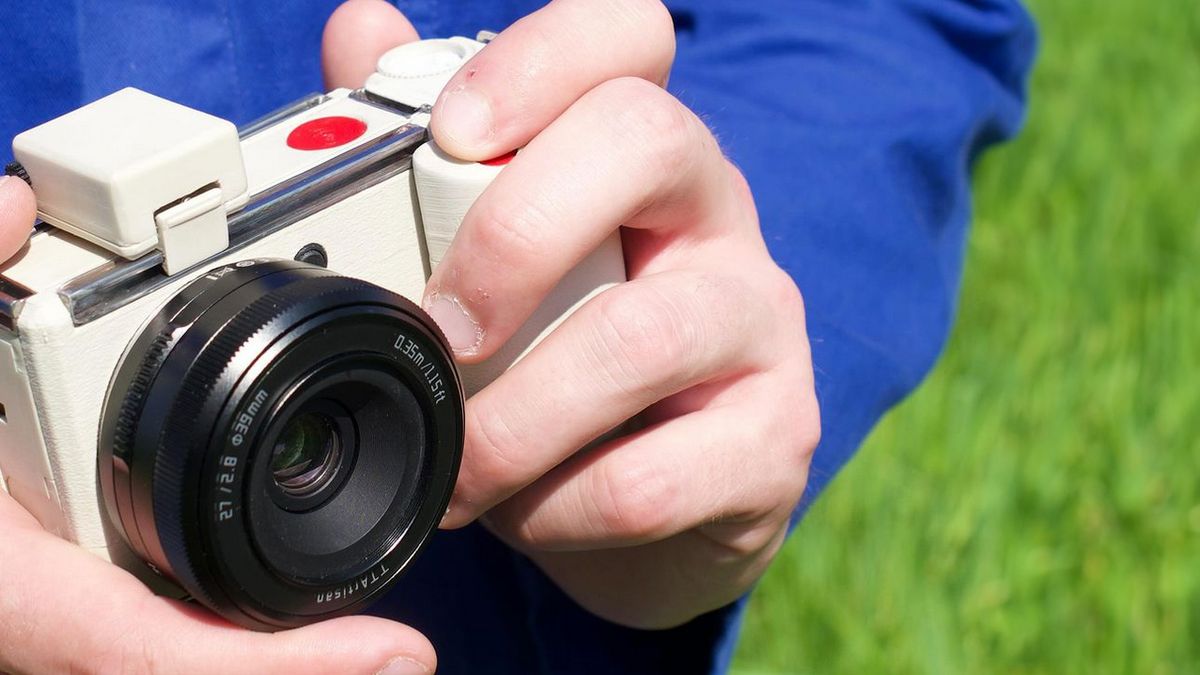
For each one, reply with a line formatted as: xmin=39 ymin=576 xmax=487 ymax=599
xmin=98 ymin=259 xmax=463 ymax=630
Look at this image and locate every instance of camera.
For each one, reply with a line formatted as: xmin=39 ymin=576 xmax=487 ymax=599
xmin=0 ymin=35 xmax=624 ymax=630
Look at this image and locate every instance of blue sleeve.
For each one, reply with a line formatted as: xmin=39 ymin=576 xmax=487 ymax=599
xmin=0 ymin=4 xmax=1037 ymax=673
xmin=664 ymin=0 xmax=1036 ymax=514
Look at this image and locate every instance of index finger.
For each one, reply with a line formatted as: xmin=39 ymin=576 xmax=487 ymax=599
xmin=0 ymin=174 xmax=36 ymax=262
xmin=429 ymin=0 xmax=676 ymax=160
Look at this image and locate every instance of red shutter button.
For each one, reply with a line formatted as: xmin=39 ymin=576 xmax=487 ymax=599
xmin=287 ymin=116 xmax=368 ymax=150
xmin=480 ymin=149 xmax=517 ymax=166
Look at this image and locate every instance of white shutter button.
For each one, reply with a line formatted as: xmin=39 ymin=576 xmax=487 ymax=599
xmin=364 ymin=36 xmax=486 ymax=111
xmin=377 ymin=39 xmax=472 ymax=79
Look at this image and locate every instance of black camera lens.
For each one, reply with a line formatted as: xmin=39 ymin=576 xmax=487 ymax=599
xmin=271 ymin=411 xmax=341 ymax=497
xmin=98 ymin=259 xmax=463 ymax=631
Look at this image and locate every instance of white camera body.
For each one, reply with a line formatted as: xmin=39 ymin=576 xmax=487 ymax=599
xmin=0 ymin=36 xmax=624 ymax=576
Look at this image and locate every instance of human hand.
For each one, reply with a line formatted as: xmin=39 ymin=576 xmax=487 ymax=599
xmin=0 ymin=152 xmax=434 ymax=675
xmin=0 ymin=174 xmax=34 ymax=260
xmin=324 ymin=0 xmax=820 ymax=630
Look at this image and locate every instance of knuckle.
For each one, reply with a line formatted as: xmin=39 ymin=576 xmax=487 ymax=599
xmin=794 ymin=421 xmax=821 ymax=466
xmin=486 ymin=503 xmax=538 ymax=549
xmin=780 ymin=449 xmax=813 ymax=510
xmin=585 ymin=273 xmax=754 ymax=400
xmin=504 ymin=19 xmax=561 ymax=97
xmin=593 ymin=459 xmax=678 ymax=540
xmin=468 ymin=193 xmax=555 ymax=269
xmin=795 ymin=397 xmax=822 ymax=452
xmin=776 ymin=388 xmax=820 ymax=490
xmin=503 ymin=516 xmax=541 ymax=551
xmin=691 ymin=272 xmax=758 ymax=356
xmin=464 ymin=398 xmax=527 ymax=491
xmin=761 ymin=264 xmax=811 ymax=350
xmin=707 ymin=520 xmax=787 ymax=560
xmin=746 ymin=365 xmax=819 ymax=513
xmin=611 ymin=0 xmax=677 ymax=67
xmin=588 ymin=283 xmax=698 ymax=400
xmin=724 ymin=159 xmax=759 ymax=218
xmin=597 ymin=78 xmax=698 ymax=180
xmin=766 ymin=264 xmax=806 ymax=317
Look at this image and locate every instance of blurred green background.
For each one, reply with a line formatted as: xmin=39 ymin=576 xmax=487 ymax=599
xmin=731 ymin=1 xmax=1199 ymax=673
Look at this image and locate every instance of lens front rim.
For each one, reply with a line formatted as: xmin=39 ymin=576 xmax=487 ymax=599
xmin=99 ymin=260 xmax=463 ymax=631
xmin=202 ymin=312 xmax=453 ymax=617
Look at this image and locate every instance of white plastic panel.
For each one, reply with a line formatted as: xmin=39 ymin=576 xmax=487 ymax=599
xmin=412 ymin=141 xmax=504 ymax=268
xmin=12 ymin=88 xmax=247 ymax=258
xmin=0 ymin=331 xmax=67 ymax=537
xmin=0 ymin=229 xmax=112 ymax=294
xmin=240 ymin=91 xmax=410 ymax=197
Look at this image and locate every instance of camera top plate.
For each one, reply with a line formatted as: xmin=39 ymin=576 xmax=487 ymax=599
xmin=1 ymin=34 xmax=494 ymax=331
xmin=0 ymin=90 xmax=426 ymax=329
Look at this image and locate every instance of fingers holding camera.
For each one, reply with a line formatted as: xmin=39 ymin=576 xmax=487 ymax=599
xmin=479 ymin=357 xmax=816 ymax=628
xmin=0 ymin=493 xmax=436 ymax=675
xmin=480 ymin=391 xmax=812 ymax=552
xmin=0 ymin=174 xmax=35 ymax=262
xmin=423 ymin=78 xmax=746 ymax=360
xmin=518 ymin=515 xmax=791 ymax=630
xmin=442 ymin=268 xmax=783 ymax=529
xmin=429 ymin=0 xmax=676 ymax=160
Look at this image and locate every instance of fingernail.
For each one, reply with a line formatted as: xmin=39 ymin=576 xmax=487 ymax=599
xmin=439 ymin=498 xmax=474 ymax=529
xmin=424 ymin=293 xmax=483 ymax=355
xmin=436 ymin=87 xmax=494 ymax=150
xmin=375 ymin=656 xmax=430 ymax=675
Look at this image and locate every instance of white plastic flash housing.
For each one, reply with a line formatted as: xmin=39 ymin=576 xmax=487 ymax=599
xmin=12 ymin=88 xmax=248 ymax=269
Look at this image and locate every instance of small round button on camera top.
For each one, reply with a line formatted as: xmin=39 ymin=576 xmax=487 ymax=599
xmin=376 ymin=38 xmax=472 ymax=79
xmin=286 ymin=116 xmax=368 ymax=151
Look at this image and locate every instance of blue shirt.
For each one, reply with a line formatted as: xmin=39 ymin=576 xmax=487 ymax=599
xmin=0 ymin=2 xmax=1036 ymax=672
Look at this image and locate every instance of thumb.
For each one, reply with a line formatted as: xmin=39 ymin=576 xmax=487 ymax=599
xmin=0 ymin=492 xmax=436 ymax=674
xmin=322 ymin=0 xmax=420 ymax=89
xmin=0 ymin=174 xmax=35 ymax=262
xmin=147 ymin=608 xmax=438 ymax=675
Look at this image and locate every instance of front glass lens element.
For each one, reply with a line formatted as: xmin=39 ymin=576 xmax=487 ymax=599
xmin=271 ymin=411 xmax=342 ymax=496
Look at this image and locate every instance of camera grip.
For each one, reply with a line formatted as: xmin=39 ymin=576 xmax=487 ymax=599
xmin=412 ymin=142 xmax=627 ymax=395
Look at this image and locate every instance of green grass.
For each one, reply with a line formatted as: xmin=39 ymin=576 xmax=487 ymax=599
xmin=732 ymin=1 xmax=1200 ymax=673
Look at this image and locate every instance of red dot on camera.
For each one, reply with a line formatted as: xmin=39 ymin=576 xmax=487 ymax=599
xmin=480 ymin=150 xmax=517 ymax=166
xmin=286 ymin=116 xmax=368 ymax=150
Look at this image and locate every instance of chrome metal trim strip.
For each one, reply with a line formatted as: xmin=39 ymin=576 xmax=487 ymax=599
xmin=58 ymin=123 xmax=427 ymax=326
